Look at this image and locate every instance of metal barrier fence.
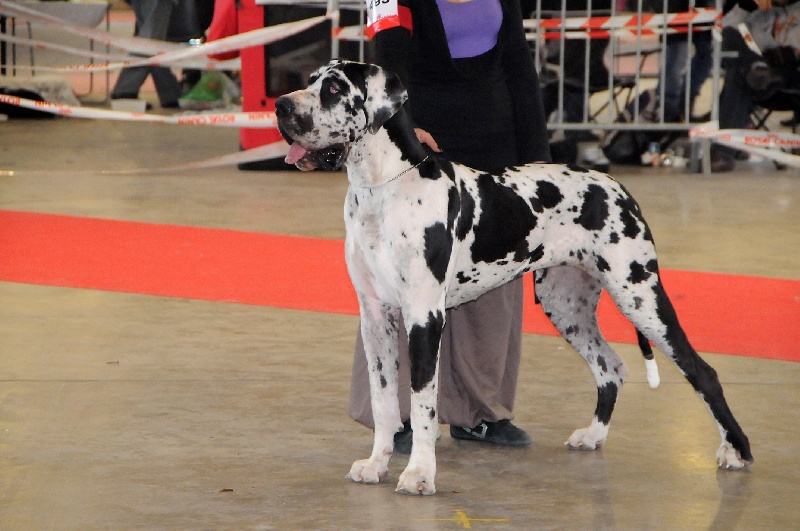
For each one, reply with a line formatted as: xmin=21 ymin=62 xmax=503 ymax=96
xmin=528 ymin=0 xmax=722 ymax=134
xmin=332 ymin=0 xmax=724 ymax=136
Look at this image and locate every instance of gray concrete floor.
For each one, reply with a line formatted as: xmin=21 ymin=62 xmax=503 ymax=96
xmin=2 ymin=32 xmax=800 ymax=528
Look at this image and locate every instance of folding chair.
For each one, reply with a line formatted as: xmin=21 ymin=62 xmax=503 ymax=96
xmin=750 ymin=88 xmax=800 ymax=134
xmin=748 ymin=46 xmax=800 ymax=133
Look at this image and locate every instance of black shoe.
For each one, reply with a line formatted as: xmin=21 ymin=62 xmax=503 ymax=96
xmin=690 ymin=111 xmax=712 ymax=123
xmin=450 ymin=419 xmax=532 ymax=447
xmin=393 ymin=420 xmax=413 ymax=454
xmin=710 ymin=152 xmax=736 ymax=173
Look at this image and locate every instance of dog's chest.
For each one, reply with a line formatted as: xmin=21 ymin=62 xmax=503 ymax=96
xmin=345 ymin=184 xmax=447 ymax=253
xmin=343 ymin=183 xmax=452 ymax=298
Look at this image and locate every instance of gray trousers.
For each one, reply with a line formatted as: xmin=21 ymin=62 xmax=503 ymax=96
xmin=111 ymin=0 xmax=182 ymax=106
xmin=348 ymin=278 xmax=524 ymax=429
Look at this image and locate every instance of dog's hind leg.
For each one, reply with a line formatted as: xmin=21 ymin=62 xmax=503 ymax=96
xmin=347 ymin=296 xmax=403 ymax=485
xmin=535 ymin=265 xmax=628 ymax=450
xmin=605 ymin=275 xmax=753 ymax=469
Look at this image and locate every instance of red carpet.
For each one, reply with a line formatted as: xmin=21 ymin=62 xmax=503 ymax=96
xmin=1 ymin=210 xmax=798 ymax=362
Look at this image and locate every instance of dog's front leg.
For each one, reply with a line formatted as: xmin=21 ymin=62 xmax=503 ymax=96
xmin=396 ymin=306 xmax=444 ymax=496
xmin=347 ymin=296 xmax=402 ymax=485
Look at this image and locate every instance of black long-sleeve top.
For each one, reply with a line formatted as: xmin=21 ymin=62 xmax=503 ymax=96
xmin=371 ymin=0 xmax=552 ymax=167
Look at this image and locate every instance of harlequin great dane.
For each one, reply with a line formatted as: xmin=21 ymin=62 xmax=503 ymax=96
xmin=274 ymin=60 xmax=752 ymax=495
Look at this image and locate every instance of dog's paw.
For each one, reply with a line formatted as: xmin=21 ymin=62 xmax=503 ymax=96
xmin=716 ymin=442 xmax=750 ymax=470
xmin=346 ymin=459 xmax=388 ymax=484
xmin=396 ymin=466 xmax=436 ymax=495
xmin=565 ymin=424 xmax=608 ymax=450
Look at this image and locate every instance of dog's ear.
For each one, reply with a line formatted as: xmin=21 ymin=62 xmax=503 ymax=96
xmin=364 ymin=64 xmax=408 ymax=134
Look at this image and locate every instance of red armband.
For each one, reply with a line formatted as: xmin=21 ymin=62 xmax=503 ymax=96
xmin=365 ymin=5 xmax=412 ymax=40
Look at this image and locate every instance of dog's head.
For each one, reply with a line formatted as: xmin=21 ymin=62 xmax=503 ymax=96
xmin=275 ymin=60 xmax=407 ymax=171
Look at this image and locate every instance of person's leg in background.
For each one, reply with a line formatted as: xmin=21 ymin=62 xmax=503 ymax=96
xmin=711 ymin=27 xmax=775 ymax=171
xmin=658 ymin=35 xmax=689 ymax=122
xmin=111 ymin=0 xmax=182 ymax=107
xmin=687 ymin=30 xmax=713 ymax=120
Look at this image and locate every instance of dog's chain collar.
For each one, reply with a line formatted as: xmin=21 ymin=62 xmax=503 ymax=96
xmin=358 ymin=155 xmax=429 ymax=188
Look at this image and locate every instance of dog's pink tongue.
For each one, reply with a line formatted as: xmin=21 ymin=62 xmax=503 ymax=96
xmin=285 ymin=143 xmax=308 ymax=164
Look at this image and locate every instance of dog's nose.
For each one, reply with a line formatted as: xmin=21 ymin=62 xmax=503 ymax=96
xmin=275 ymin=96 xmax=295 ymax=118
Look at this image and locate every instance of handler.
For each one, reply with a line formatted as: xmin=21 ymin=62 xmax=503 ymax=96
xmin=348 ymin=0 xmax=552 ymax=452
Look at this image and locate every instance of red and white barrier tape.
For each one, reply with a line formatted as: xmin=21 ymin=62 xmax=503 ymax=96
xmin=535 ymin=24 xmax=713 ymax=40
xmin=0 ymin=0 xmax=182 ymax=56
xmin=101 ymin=141 xmax=291 ymax=175
xmin=336 ymin=9 xmax=719 ymax=42
xmin=0 ymin=93 xmax=289 ymax=171
xmin=737 ymin=23 xmax=764 ymax=56
xmin=0 ymin=33 xmax=137 ymax=63
xmin=690 ymin=123 xmax=800 ymax=168
xmin=528 ymin=7 xmax=719 ymax=31
xmin=0 ymin=32 xmax=241 ymax=71
xmin=0 ymin=2 xmax=329 ymax=72
xmin=39 ymin=15 xmax=329 ymax=73
xmin=0 ymin=94 xmax=277 ymax=128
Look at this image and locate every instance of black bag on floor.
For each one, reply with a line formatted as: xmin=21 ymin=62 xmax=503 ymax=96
xmin=0 ymin=89 xmax=55 ymax=119
xmin=601 ymin=88 xmax=661 ymax=164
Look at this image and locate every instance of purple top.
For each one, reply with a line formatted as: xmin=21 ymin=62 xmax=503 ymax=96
xmin=435 ymin=0 xmax=502 ymax=59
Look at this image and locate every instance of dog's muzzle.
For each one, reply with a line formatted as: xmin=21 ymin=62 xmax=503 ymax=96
xmin=275 ymin=96 xmax=350 ymax=171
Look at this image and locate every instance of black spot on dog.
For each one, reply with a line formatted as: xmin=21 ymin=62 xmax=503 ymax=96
xmin=595 ymin=382 xmax=619 ymax=425
xmin=627 ymin=261 xmax=652 ymax=284
xmin=455 ymin=181 xmax=475 ymax=241
xmin=619 ymin=208 xmax=641 ymax=239
xmin=537 ymin=180 xmax=564 ymax=208
xmin=380 ymin=375 xmax=387 ymax=388
xmin=530 ymin=180 xmax=564 ymax=213
xmin=615 ymin=188 xmax=653 ymax=242
xmin=423 ymin=222 xmax=453 ymax=284
xmin=437 ymin=159 xmax=456 ymax=180
xmin=289 ymin=111 xmax=315 ymax=137
xmin=595 ymin=255 xmax=611 ymax=272
xmin=528 ymin=244 xmax=545 ymax=263
xmin=609 ymin=232 xmax=619 ymax=244
xmin=418 ymin=157 xmax=440 ymax=180
xmin=597 ymin=355 xmax=608 ymax=373
xmin=447 ymin=186 xmax=460 ymax=232
xmin=471 ymin=174 xmax=538 ymax=264
xmin=574 ymin=184 xmax=609 ymax=231
xmin=456 ymin=272 xmax=472 ymax=284
xmin=429 ymin=408 xmax=436 ymax=419
xmin=566 ymin=164 xmax=591 ymax=173
xmin=408 ymin=310 xmax=444 ymax=392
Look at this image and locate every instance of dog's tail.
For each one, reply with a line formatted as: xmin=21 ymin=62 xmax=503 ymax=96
xmin=636 ymin=329 xmax=661 ymax=388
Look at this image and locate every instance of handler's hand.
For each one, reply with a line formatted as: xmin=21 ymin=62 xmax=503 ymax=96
xmin=414 ymin=128 xmax=442 ymax=152
xmin=754 ymin=0 xmax=772 ymax=10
